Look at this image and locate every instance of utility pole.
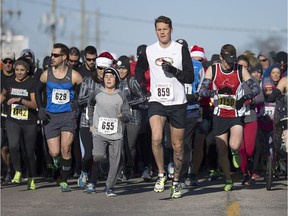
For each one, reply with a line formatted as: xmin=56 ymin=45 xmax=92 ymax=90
xmin=80 ymin=0 xmax=85 ymax=50
xmin=95 ymin=9 xmax=100 ymax=50
xmin=50 ymin=0 xmax=56 ymax=49
xmin=0 ymin=0 xmax=3 ymax=56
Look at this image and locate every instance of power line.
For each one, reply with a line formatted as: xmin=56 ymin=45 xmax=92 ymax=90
xmin=13 ymin=0 xmax=287 ymax=34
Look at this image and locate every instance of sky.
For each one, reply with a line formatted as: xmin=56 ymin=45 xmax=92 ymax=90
xmin=2 ymin=0 xmax=287 ymax=65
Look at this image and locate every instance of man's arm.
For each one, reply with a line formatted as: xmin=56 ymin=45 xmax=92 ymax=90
xmin=35 ymin=70 xmax=48 ymax=109
xmin=135 ymin=50 xmax=149 ymax=94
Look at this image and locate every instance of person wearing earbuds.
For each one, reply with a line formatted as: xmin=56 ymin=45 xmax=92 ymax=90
xmin=135 ymin=15 xmax=194 ymax=198
xmin=0 ymin=57 xmax=38 ymax=190
xmin=198 ymin=44 xmax=261 ymax=191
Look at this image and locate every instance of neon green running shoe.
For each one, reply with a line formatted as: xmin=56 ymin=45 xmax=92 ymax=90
xmin=232 ymin=151 xmax=242 ymax=168
xmin=27 ymin=178 xmax=36 ymax=190
xmin=224 ymin=179 xmax=233 ymax=191
xmin=154 ymin=173 xmax=167 ymax=193
xmin=170 ymin=183 xmax=181 ymax=198
xmin=11 ymin=171 xmax=22 ymax=184
xmin=59 ymin=182 xmax=71 ymax=192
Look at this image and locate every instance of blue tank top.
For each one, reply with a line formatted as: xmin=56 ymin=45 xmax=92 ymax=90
xmin=46 ymin=67 xmax=74 ymax=113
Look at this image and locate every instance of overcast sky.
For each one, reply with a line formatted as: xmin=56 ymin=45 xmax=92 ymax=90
xmin=2 ymin=0 xmax=287 ymax=63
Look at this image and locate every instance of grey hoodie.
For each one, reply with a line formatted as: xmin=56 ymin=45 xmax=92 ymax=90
xmin=87 ymin=86 xmax=131 ymax=140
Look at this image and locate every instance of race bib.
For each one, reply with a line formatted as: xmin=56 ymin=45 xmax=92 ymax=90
xmin=11 ymin=104 xmax=28 ymax=120
xmin=155 ymin=83 xmax=174 ymax=101
xmin=217 ymin=94 xmax=236 ymax=110
xmin=184 ymin=84 xmax=192 ymax=94
xmin=51 ymin=89 xmax=70 ymax=104
xmin=264 ymin=106 xmax=275 ymax=120
xmin=98 ymin=117 xmax=118 ymax=135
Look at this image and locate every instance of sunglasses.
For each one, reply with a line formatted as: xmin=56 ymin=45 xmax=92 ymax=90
xmin=86 ymin=58 xmax=96 ymax=62
xmin=259 ymin=58 xmax=267 ymax=62
xmin=51 ymin=53 xmax=63 ymax=58
xmin=2 ymin=59 xmax=14 ymax=64
xmin=97 ymin=66 xmax=106 ymax=70
xmin=69 ymin=59 xmax=79 ymax=63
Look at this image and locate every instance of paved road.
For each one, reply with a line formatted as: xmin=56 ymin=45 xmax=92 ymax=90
xmin=1 ymin=174 xmax=287 ymax=216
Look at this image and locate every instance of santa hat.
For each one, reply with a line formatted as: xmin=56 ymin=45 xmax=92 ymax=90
xmin=96 ymin=51 xmax=114 ymax=67
xmin=190 ymin=45 xmax=205 ymax=59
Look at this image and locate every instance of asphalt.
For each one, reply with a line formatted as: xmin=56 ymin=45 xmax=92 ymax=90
xmin=1 ymin=172 xmax=287 ymax=216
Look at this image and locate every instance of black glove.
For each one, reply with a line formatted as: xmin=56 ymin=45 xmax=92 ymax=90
xmin=71 ymin=100 xmax=79 ymax=110
xmin=162 ymin=60 xmax=178 ymax=75
xmin=186 ymin=93 xmax=199 ymax=103
xmin=235 ymin=96 xmax=247 ymax=110
xmin=218 ymin=86 xmax=233 ymax=95
xmin=38 ymin=107 xmax=50 ymax=121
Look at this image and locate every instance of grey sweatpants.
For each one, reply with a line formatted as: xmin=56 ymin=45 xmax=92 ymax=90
xmin=92 ymin=135 xmax=123 ymax=189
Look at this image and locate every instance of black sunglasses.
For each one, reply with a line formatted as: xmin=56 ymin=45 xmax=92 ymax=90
xmin=86 ymin=58 xmax=96 ymax=62
xmin=69 ymin=59 xmax=79 ymax=63
xmin=259 ymin=58 xmax=267 ymax=62
xmin=97 ymin=66 xmax=106 ymax=70
xmin=2 ymin=59 xmax=14 ymax=64
xmin=51 ymin=53 xmax=63 ymax=58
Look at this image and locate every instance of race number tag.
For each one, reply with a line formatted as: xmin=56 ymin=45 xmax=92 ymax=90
xmin=155 ymin=83 xmax=174 ymax=101
xmin=264 ymin=106 xmax=275 ymax=120
xmin=98 ymin=117 xmax=118 ymax=134
xmin=51 ymin=89 xmax=70 ymax=104
xmin=11 ymin=104 xmax=28 ymax=120
xmin=217 ymin=94 xmax=236 ymax=110
xmin=184 ymin=84 xmax=192 ymax=94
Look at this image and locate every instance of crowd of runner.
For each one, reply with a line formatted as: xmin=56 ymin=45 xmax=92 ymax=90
xmin=1 ymin=15 xmax=287 ymax=198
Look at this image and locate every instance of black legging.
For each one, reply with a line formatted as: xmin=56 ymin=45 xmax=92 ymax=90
xmin=79 ymin=127 xmax=93 ymax=173
xmin=6 ymin=119 xmax=37 ymax=178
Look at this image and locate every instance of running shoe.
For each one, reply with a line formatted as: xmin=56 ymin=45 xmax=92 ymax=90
xmin=224 ymin=179 xmax=233 ymax=191
xmin=190 ymin=174 xmax=199 ymax=186
xmin=105 ymin=187 xmax=116 ymax=197
xmin=11 ymin=171 xmax=22 ymax=184
xmin=85 ymin=183 xmax=96 ymax=194
xmin=179 ymin=181 xmax=188 ymax=189
xmin=142 ymin=167 xmax=152 ymax=181
xmin=209 ymin=169 xmax=220 ymax=181
xmin=77 ymin=171 xmax=88 ymax=188
xmin=4 ymin=172 xmax=12 ymax=183
xmin=59 ymin=182 xmax=71 ymax=192
xmin=154 ymin=173 xmax=167 ymax=192
xmin=241 ymin=174 xmax=251 ymax=186
xmin=27 ymin=178 xmax=36 ymax=190
xmin=170 ymin=183 xmax=181 ymax=198
xmin=232 ymin=151 xmax=242 ymax=168
xmin=251 ymin=173 xmax=261 ymax=180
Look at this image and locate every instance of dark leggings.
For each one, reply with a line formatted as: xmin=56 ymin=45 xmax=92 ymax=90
xmin=6 ymin=119 xmax=37 ymax=178
xmin=79 ymin=127 xmax=93 ymax=173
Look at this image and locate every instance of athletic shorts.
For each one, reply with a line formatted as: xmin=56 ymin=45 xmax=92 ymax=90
xmin=44 ymin=111 xmax=78 ymax=139
xmin=148 ymin=102 xmax=186 ymax=129
xmin=213 ymin=115 xmax=244 ymax=136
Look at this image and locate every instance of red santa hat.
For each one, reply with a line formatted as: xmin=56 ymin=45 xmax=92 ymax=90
xmin=190 ymin=45 xmax=205 ymax=59
xmin=96 ymin=51 xmax=114 ymax=67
